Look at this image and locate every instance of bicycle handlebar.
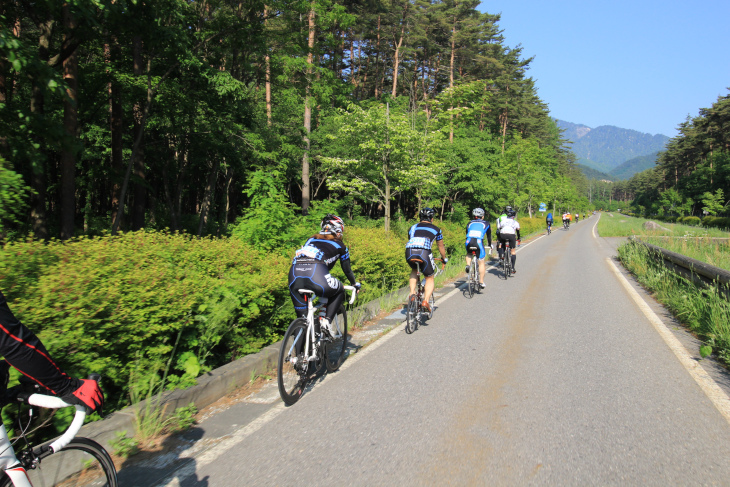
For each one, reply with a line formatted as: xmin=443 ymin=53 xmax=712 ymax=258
xmin=343 ymin=285 xmax=359 ymax=305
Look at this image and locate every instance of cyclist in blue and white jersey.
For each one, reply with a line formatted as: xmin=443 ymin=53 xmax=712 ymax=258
xmin=497 ymin=209 xmax=521 ymax=273
xmin=405 ymin=208 xmax=448 ymax=312
xmin=546 ymin=212 xmax=553 ymax=234
xmin=464 ymin=208 xmax=492 ymax=289
xmin=288 ymin=214 xmax=361 ymax=335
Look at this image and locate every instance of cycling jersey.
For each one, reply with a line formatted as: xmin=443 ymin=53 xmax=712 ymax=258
xmin=0 ymin=291 xmax=79 ymax=396
xmin=289 ymin=237 xmax=356 ymax=320
xmin=546 ymin=212 xmax=553 ymax=223
xmin=464 ymin=219 xmax=492 ymax=260
xmin=497 ymin=217 xmax=521 ymax=240
xmin=405 ymin=222 xmax=443 ymax=250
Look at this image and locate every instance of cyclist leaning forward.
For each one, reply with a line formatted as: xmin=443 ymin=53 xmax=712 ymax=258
xmin=465 ymin=208 xmax=492 ymax=289
xmin=288 ymin=214 xmax=361 ymax=336
xmin=497 ymin=208 xmax=521 ymax=274
xmin=405 ymin=208 xmax=448 ymax=312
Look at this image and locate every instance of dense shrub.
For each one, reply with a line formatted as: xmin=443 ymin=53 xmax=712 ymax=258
xmin=702 ymin=216 xmax=730 ymax=230
xmin=680 ymin=216 xmax=701 ymax=226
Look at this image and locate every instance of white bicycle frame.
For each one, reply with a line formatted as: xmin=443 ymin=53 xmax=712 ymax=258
xmin=292 ymin=286 xmax=357 ymax=366
xmin=0 ymin=394 xmax=86 ymax=487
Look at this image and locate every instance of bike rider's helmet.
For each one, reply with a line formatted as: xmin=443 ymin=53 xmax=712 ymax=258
xmin=320 ymin=214 xmax=345 ymax=235
xmin=505 ymin=205 xmax=513 ymax=214
xmin=507 ymin=209 xmax=516 ymax=218
xmin=419 ymin=207 xmax=436 ymax=221
xmin=472 ymin=208 xmax=485 ymax=219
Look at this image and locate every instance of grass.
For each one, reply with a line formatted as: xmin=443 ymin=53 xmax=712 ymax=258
xmin=597 ymin=212 xmax=730 ymax=238
xmin=618 ymin=239 xmax=730 ymax=365
xmin=641 ymin=236 xmax=730 ymax=272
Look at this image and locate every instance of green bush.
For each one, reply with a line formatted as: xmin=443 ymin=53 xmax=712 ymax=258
xmin=681 ymin=216 xmax=701 ymax=226
xmin=702 ymin=216 xmax=730 ymax=230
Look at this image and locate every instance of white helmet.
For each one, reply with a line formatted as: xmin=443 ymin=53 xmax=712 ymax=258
xmin=472 ymin=208 xmax=485 ymax=218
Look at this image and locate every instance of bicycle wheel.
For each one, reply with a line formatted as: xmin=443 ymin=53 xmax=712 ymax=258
xmin=502 ymin=253 xmax=508 ymax=279
xmin=325 ymin=305 xmax=348 ymax=372
xmin=278 ymin=318 xmax=308 ymax=405
xmin=466 ymin=261 xmax=475 ymax=298
xmin=405 ymin=294 xmax=419 ymax=333
xmin=0 ymin=437 xmax=118 ymax=487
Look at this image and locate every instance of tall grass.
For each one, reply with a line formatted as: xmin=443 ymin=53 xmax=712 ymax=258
xmin=618 ymin=240 xmax=730 ymax=364
xmin=642 ymin=236 xmax=730 ymax=272
xmin=597 ymin=213 xmax=730 ymax=238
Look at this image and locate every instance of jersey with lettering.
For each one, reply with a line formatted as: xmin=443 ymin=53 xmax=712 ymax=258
xmin=405 ymin=222 xmax=443 ymax=250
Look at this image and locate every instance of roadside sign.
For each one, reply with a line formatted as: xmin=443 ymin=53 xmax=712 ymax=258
xmin=539 ymin=203 xmax=547 ymax=212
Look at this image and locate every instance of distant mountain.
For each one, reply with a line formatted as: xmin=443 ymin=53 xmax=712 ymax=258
xmin=609 ymin=152 xmax=660 ymax=180
xmin=557 ymin=119 xmax=669 ymax=179
xmin=577 ymin=163 xmax=613 ymax=181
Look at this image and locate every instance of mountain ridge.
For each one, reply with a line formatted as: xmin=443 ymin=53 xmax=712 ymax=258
xmin=557 ymin=119 xmax=669 ymax=179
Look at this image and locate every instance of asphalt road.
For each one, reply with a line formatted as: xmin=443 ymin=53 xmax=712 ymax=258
xmin=149 ymin=215 xmax=730 ymax=486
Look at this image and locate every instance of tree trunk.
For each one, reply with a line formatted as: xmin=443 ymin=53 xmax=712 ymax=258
xmin=264 ymin=5 xmax=272 ymax=126
xmin=301 ymin=3 xmax=315 ymax=215
xmin=131 ymin=35 xmax=147 ymax=230
xmin=60 ymin=2 xmax=78 ymax=240
xmin=108 ymin=36 xmax=124 ymax=225
xmin=197 ymin=158 xmax=220 ymax=236
xmin=374 ymin=14 xmax=381 ymax=98
xmin=29 ymin=17 xmax=54 ymax=239
xmin=449 ymin=11 xmax=457 ymax=143
xmin=391 ymin=4 xmax=408 ymax=98
xmin=384 ymin=178 xmax=391 ymax=232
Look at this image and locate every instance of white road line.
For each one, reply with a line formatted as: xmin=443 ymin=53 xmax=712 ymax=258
xmin=592 ymin=213 xmax=601 ymax=239
xmin=606 ymin=258 xmax=730 ymax=426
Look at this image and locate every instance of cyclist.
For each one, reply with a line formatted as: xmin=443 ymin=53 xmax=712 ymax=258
xmin=406 ymin=208 xmax=448 ymax=312
xmin=288 ymin=214 xmax=361 ymax=336
xmin=575 ymin=213 xmax=580 ymax=223
xmin=497 ymin=209 xmax=521 ymax=274
xmin=464 ymin=208 xmax=492 ymax=289
xmin=0 ymin=290 xmax=104 ymax=413
xmin=546 ymin=211 xmax=553 ymax=234
xmin=562 ymin=212 xmax=570 ymax=229
xmin=495 ymin=207 xmax=510 ymax=259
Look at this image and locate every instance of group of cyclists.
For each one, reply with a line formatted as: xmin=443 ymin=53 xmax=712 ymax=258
xmin=287 ymin=207 xmax=522 ymax=325
xmin=545 ymin=211 xmax=581 ymax=233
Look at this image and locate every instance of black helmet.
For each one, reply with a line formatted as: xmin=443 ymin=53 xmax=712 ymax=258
xmin=320 ymin=214 xmax=345 ymax=235
xmin=505 ymin=205 xmax=513 ymax=213
xmin=507 ymin=209 xmax=516 ymax=218
xmin=419 ymin=207 xmax=436 ymax=221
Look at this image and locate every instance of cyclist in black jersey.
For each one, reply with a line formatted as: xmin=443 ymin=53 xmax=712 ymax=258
xmin=0 ymin=291 xmax=104 ymax=413
xmin=288 ymin=214 xmax=361 ymax=335
xmin=405 ymin=208 xmax=448 ymax=312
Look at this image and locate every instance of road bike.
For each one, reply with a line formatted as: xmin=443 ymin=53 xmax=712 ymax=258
xmin=0 ymin=377 xmax=118 ymax=487
xmin=466 ymin=247 xmax=479 ymax=298
xmin=501 ymin=241 xmax=512 ymax=279
xmin=277 ymin=285 xmax=358 ymax=406
xmin=546 ymin=221 xmax=552 ymax=235
xmin=405 ymin=258 xmax=444 ymax=334
xmin=563 ymin=219 xmax=569 ymax=230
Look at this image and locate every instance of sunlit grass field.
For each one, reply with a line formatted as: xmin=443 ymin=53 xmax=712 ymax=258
xmin=597 ymin=212 xmax=730 ymax=238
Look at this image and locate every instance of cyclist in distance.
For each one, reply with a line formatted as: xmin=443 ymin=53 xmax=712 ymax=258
xmin=546 ymin=211 xmax=553 ymax=234
xmin=575 ymin=212 xmax=580 ymax=223
xmin=405 ymin=208 xmax=448 ymax=312
xmin=0 ymin=290 xmax=104 ymax=413
xmin=465 ymin=208 xmax=492 ymax=289
xmin=288 ymin=214 xmax=361 ymax=336
xmin=562 ymin=211 xmax=570 ymax=229
xmin=497 ymin=209 xmax=521 ymax=273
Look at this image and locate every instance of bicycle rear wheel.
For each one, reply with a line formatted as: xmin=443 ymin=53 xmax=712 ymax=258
xmin=278 ymin=318 xmax=308 ymax=405
xmin=405 ymin=294 xmax=418 ymax=333
xmin=502 ymin=252 xmax=508 ymax=279
xmin=325 ymin=305 xmax=348 ymax=372
xmin=0 ymin=437 xmax=118 ymax=487
xmin=467 ymin=261 xmax=475 ymax=298
xmin=427 ymin=292 xmax=435 ymax=320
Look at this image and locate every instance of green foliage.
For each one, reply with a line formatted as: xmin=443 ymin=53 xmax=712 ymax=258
xmin=0 ymin=157 xmax=29 ymax=234
xmin=700 ymin=345 xmax=713 ymax=359
xmin=110 ymin=431 xmax=140 ymax=459
xmin=701 ymin=189 xmax=725 ymax=216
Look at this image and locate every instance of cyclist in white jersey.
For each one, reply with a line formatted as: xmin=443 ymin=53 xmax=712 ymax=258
xmin=497 ymin=209 xmax=521 ymax=273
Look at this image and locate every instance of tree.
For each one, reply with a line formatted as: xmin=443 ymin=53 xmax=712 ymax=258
xmin=701 ymin=188 xmax=725 ymax=216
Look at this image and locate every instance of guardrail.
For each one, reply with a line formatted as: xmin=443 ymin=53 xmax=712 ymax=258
xmin=630 ymin=237 xmax=730 ymax=293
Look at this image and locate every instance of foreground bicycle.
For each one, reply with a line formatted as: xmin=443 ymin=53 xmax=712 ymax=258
xmin=501 ymin=241 xmax=513 ymax=279
xmin=278 ymin=285 xmax=358 ymax=406
xmin=405 ymin=258 xmax=444 ymax=333
xmin=547 ymin=221 xmax=552 ymax=235
xmin=0 ymin=377 xmax=117 ymax=487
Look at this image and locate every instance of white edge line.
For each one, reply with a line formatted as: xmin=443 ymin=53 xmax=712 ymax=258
xmin=606 ymin=257 xmax=730 ymax=426
xmin=592 ymin=213 xmax=600 ymax=239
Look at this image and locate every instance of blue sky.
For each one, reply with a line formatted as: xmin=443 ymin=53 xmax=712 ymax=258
xmin=481 ymin=0 xmax=730 ymax=137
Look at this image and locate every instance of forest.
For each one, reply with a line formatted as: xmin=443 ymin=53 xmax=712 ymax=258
xmin=0 ymin=0 xmax=595 ymax=240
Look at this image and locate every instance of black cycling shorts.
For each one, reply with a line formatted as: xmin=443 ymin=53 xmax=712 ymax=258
xmin=499 ymin=233 xmax=517 ymax=251
xmin=288 ymin=262 xmax=344 ymax=318
xmin=405 ymin=248 xmax=437 ymax=277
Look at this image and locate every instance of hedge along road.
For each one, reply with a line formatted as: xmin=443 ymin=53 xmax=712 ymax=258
xmin=154 ymin=215 xmax=730 ymax=486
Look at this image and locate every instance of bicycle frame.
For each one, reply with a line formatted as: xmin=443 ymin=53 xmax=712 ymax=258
xmin=292 ymin=286 xmax=358 ymax=367
xmin=0 ymin=394 xmax=86 ymax=487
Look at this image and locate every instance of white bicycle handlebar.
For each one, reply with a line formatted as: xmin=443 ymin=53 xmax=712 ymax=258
xmin=26 ymin=394 xmax=86 ymax=453
xmin=343 ymin=285 xmax=359 ymax=305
